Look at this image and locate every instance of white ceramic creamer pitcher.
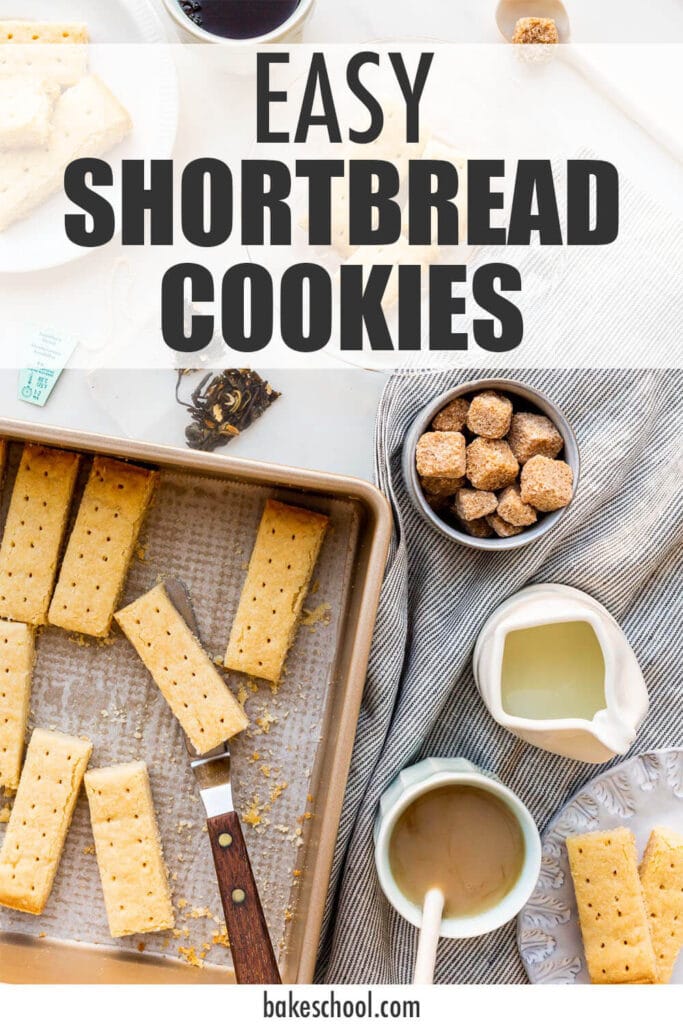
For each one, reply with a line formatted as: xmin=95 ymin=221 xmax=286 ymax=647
xmin=473 ymin=584 xmax=648 ymax=763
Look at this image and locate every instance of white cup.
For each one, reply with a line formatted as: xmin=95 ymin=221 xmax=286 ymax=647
xmin=374 ymin=757 xmax=541 ymax=939
xmin=162 ymin=0 xmax=316 ymax=45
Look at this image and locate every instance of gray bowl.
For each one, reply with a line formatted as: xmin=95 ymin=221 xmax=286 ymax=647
xmin=402 ymin=378 xmax=580 ymax=551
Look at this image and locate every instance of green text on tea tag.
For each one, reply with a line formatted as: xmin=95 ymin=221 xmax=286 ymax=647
xmin=18 ymin=327 xmax=77 ymax=407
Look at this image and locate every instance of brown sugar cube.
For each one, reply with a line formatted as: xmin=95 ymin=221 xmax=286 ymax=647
xmin=486 ymin=514 xmax=524 ymax=538
xmin=466 ymin=390 xmax=513 ymax=439
xmin=639 ymin=827 xmax=683 ymax=983
xmin=432 ymin=397 xmax=469 ymax=432
xmin=424 ymin=492 xmax=450 ymax=515
xmin=455 ymin=514 xmax=494 ymax=539
xmin=508 ymin=412 xmax=564 ymax=464
xmin=420 ymin=475 xmax=464 ymax=497
xmin=512 ymin=17 xmax=559 ymax=44
xmin=454 ymin=488 xmax=497 ymax=522
xmin=416 ymin=432 xmax=466 ymax=479
xmin=466 ymin=438 xmax=519 ymax=491
xmin=497 ymin=485 xmax=538 ymax=527
xmin=566 ymin=828 xmax=657 ymax=984
xmin=520 ymin=456 xmax=573 ymax=512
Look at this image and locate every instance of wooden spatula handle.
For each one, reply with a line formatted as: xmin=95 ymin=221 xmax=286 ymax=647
xmin=207 ymin=810 xmax=282 ymax=984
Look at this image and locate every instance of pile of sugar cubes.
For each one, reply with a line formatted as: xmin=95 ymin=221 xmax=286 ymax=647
xmin=415 ymin=389 xmax=574 ymax=539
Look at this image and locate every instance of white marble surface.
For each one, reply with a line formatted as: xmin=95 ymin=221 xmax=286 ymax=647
xmin=0 ymin=0 xmax=681 ymax=482
xmin=0 ymin=365 xmax=387 ymax=480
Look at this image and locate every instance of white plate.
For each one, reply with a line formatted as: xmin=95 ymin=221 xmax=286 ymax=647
xmin=518 ymin=748 xmax=683 ymax=984
xmin=0 ymin=0 xmax=177 ymax=273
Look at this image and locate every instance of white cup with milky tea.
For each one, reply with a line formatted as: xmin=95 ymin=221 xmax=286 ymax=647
xmin=374 ymin=757 xmax=541 ymax=939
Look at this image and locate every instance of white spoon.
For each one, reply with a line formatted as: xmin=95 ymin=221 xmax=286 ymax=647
xmin=412 ymin=887 xmax=445 ymax=984
xmin=495 ymin=0 xmax=683 ymax=166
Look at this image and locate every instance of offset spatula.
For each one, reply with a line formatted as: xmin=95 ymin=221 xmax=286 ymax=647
xmin=165 ymin=578 xmax=282 ymax=985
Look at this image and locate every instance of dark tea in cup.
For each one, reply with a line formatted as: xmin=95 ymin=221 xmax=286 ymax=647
xmin=179 ymin=0 xmax=301 ymax=40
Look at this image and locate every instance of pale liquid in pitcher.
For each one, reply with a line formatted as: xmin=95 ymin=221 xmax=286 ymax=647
xmin=501 ymin=620 xmax=606 ymax=720
xmin=388 ymin=784 xmax=525 ymax=918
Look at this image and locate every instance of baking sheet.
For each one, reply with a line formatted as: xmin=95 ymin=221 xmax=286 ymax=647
xmin=0 ymin=442 xmax=360 ymax=972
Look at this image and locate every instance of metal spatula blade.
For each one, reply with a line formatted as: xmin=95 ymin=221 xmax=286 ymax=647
xmin=165 ymin=577 xmax=281 ymax=985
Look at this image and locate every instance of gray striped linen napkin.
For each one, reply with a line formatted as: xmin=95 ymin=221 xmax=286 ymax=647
xmin=316 ymin=367 xmax=683 ymax=984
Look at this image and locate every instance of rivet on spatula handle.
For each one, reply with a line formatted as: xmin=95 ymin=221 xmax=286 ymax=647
xmin=207 ymin=809 xmax=282 ymax=984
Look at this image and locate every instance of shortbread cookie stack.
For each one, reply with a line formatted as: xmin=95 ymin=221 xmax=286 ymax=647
xmin=0 ymin=21 xmax=131 ymax=231
xmin=567 ymin=827 xmax=683 ymax=983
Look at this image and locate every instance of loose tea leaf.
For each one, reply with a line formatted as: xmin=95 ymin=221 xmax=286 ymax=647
xmin=176 ymin=369 xmax=281 ymax=452
xmin=179 ymin=1 xmax=203 ymax=27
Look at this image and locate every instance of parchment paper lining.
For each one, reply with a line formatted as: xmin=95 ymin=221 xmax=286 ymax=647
xmin=0 ymin=444 xmax=360 ymax=972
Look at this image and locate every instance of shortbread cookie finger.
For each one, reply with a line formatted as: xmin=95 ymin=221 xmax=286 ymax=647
xmin=225 ymin=499 xmax=329 ymax=684
xmin=85 ymin=761 xmax=174 ymax=938
xmin=49 ymin=457 xmax=156 ymax=637
xmin=640 ymin=827 xmax=683 ymax=983
xmin=0 ymin=21 xmax=88 ymax=44
xmin=0 ymin=75 xmax=131 ymax=232
xmin=0 ymin=728 xmax=92 ymax=914
xmin=115 ymin=583 xmax=248 ymax=754
xmin=0 ymin=444 xmax=80 ymax=625
xmin=566 ymin=828 xmax=656 ymax=984
xmin=0 ymin=76 xmax=59 ymax=150
xmin=0 ymin=621 xmax=34 ymax=791
xmin=0 ymin=22 xmax=89 ymax=89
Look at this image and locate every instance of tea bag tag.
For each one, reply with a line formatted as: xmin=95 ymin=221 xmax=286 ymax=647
xmin=18 ymin=326 xmax=77 ymax=407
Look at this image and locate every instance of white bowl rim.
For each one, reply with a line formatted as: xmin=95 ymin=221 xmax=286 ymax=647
xmin=403 ymin=376 xmax=580 ymax=551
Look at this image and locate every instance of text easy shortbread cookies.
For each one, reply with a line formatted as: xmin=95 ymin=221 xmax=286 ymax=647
xmin=49 ymin=457 xmax=156 ymax=637
xmin=0 ymin=74 xmax=131 ymax=233
xmin=0 ymin=728 xmax=92 ymax=914
xmin=85 ymin=761 xmax=174 ymax=938
xmin=640 ymin=827 xmax=683 ymax=983
xmin=225 ymin=499 xmax=329 ymax=684
xmin=115 ymin=584 xmax=248 ymax=754
xmin=0 ymin=621 xmax=34 ymax=792
xmin=0 ymin=444 xmax=80 ymax=625
xmin=566 ymin=828 xmax=657 ymax=984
